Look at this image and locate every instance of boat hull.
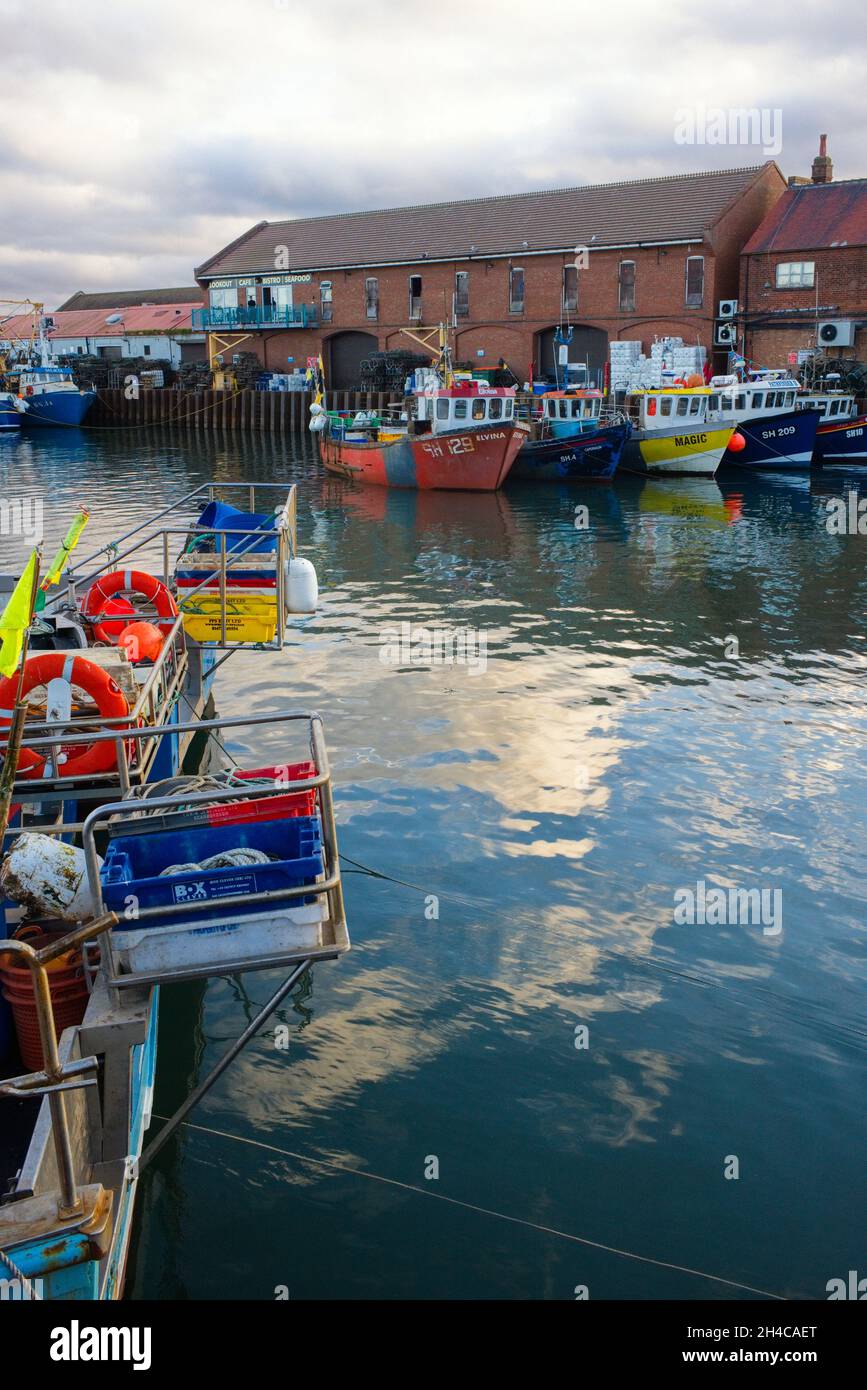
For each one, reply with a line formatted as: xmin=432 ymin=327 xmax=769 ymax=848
xmin=511 ymin=421 xmax=630 ymax=482
xmin=319 ymin=423 xmax=526 ymax=490
xmin=813 ymin=413 xmax=867 ymax=460
xmin=0 ymin=395 xmax=21 ymax=432
xmin=721 ymin=408 xmax=819 ymax=469
xmin=20 ymin=389 xmax=96 ymax=427
xmin=622 ymin=423 xmax=735 ymax=477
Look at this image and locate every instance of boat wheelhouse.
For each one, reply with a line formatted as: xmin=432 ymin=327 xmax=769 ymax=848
xmin=539 ymin=388 xmax=605 ymax=438
xmin=621 ymin=387 xmax=737 ymax=478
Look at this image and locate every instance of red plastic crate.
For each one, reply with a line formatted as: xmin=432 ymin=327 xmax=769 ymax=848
xmin=206 ymin=761 xmax=318 ymax=825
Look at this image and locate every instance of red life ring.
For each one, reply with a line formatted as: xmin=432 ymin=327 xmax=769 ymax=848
xmin=82 ymin=569 xmax=178 ymax=646
xmin=0 ymin=653 xmax=130 ymax=780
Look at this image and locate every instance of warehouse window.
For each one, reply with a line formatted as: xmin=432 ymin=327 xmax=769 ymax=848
xmin=143 ymin=345 xmax=151 ymax=356
xmin=776 ymin=261 xmax=815 ymax=288
xmin=454 ymin=271 xmax=469 ymax=318
xmin=618 ymin=261 xmax=635 ymax=311
xmin=409 ymin=275 xmax=423 ymax=319
xmin=685 ymin=256 xmax=704 ymax=307
xmin=365 ymin=277 xmax=379 ymax=320
xmin=563 ymin=264 xmax=579 ymax=313
xmin=509 ymin=266 xmax=525 ymax=314
xmin=320 ymin=281 xmax=332 ymax=323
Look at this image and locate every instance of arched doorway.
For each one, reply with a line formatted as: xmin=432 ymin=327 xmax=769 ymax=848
xmin=327 ymin=331 xmax=379 ymax=389
xmin=536 ymin=325 xmax=608 ymax=385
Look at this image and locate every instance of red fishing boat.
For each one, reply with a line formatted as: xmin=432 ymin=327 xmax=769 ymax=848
xmin=309 ymin=327 xmax=527 ymax=491
xmin=315 ymin=385 xmax=526 ymax=491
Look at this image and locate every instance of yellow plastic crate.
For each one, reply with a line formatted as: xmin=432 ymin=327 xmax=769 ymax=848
xmin=179 ymin=594 xmax=279 ymax=644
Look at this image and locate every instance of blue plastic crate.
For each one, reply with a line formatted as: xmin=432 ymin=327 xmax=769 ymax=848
xmin=102 ymin=815 xmax=323 ymax=929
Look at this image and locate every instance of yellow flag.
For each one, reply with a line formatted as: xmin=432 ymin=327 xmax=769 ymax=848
xmin=0 ymin=552 xmax=38 ymax=679
xmin=41 ymin=508 xmax=89 ymax=590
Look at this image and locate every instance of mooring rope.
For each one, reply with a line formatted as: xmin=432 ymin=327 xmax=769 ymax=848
xmin=151 ymin=1114 xmax=786 ymax=1300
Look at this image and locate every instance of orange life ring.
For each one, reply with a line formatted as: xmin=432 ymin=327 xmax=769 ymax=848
xmin=0 ymin=653 xmax=130 ymax=780
xmin=82 ymin=569 xmax=178 ymax=646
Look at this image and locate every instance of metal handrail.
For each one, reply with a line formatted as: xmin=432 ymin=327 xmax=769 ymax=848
xmin=0 ymin=913 xmax=118 ymax=1219
xmin=74 ymin=710 xmax=346 ymax=985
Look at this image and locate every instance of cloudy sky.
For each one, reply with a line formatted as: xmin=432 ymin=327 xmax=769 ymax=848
xmin=1 ymin=0 xmax=863 ymax=307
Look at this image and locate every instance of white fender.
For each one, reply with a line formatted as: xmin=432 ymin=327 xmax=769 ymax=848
xmin=285 ymin=557 xmax=318 ymax=614
xmin=0 ymin=833 xmax=102 ymax=923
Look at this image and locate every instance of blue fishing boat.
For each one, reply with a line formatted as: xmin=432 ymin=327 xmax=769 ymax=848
xmin=796 ymin=378 xmax=867 ymax=461
xmin=0 ymin=483 xmax=347 ymax=1301
xmin=708 ymin=372 xmax=820 ymax=469
xmin=17 ymin=367 xmax=95 ymax=428
xmin=0 ymin=391 xmax=21 ymax=432
xmin=511 ymin=390 xmax=630 ymax=481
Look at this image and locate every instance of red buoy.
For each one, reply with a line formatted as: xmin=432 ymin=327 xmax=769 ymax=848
xmin=727 ymin=431 xmax=747 ymax=453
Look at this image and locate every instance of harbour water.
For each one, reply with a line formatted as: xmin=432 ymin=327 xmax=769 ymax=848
xmin=1 ymin=428 xmax=866 ymax=1300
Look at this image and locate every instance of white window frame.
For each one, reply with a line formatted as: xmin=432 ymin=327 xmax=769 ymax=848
xmin=775 ymin=261 xmax=815 ymax=289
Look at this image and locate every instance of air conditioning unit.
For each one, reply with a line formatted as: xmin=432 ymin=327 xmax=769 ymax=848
xmin=818 ymin=320 xmax=856 ymax=348
xmin=715 ymin=323 xmax=737 ymax=347
xmin=718 ymin=299 xmax=738 ymax=319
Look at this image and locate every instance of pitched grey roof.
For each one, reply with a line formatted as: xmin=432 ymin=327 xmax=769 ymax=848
xmin=195 ymin=165 xmax=772 ymax=278
xmin=56 ymin=287 xmax=203 ymax=311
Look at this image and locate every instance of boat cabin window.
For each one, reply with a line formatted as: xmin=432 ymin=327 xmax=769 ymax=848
xmin=689 ymin=397 xmax=702 ymax=416
xmin=660 ymin=396 xmax=673 ymax=416
xmin=436 ymin=398 xmax=450 ymax=420
xmin=830 ymin=400 xmax=840 ymax=415
xmin=767 ymin=391 xmax=778 ymax=407
xmin=472 ymin=398 xmax=486 ymax=420
xmin=454 ymin=399 xmax=468 ymax=419
xmin=752 ymin=393 xmax=764 ymax=409
xmin=736 ymin=394 xmax=746 ymax=410
xmin=784 ymin=391 xmax=794 ymax=406
xmin=489 ymin=398 xmax=502 ymax=419
xmin=505 ymin=399 xmax=513 ymax=417
xmin=676 ymin=398 xmax=689 ymax=417
xmin=559 ymin=401 xmax=568 ymax=418
xmin=709 ymin=394 xmax=719 ymax=410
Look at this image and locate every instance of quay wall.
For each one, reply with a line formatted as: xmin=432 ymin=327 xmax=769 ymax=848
xmin=88 ymin=387 xmax=402 ymax=432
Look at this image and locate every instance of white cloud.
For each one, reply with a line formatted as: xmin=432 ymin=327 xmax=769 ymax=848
xmin=0 ymin=0 xmax=863 ymax=304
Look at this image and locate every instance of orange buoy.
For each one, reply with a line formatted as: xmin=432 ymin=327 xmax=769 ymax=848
xmin=117 ymin=621 xmax=164 ymax=663
xmin=727 ymin=431 xmax=747 ymax=453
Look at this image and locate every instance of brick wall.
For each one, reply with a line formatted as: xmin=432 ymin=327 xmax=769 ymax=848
xmin=740 ymin=245 xmax=867 ymax=367
xmin=200 ymin=166 xmax=788 ymax=382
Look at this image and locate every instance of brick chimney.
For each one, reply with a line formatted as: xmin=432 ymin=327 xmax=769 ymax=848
xmin=811 ymin=134 xmax=833 ymax=184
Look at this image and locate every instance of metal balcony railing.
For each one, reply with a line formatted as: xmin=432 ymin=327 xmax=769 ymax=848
xmin=192 ymin=305 xmax=319 ymax=330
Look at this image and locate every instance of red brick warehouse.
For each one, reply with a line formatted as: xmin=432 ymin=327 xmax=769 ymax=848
xmin=740 ymin=138 xmax=867 ymax=371
xmin=193 ymin=164 xmax=786 ymax=387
